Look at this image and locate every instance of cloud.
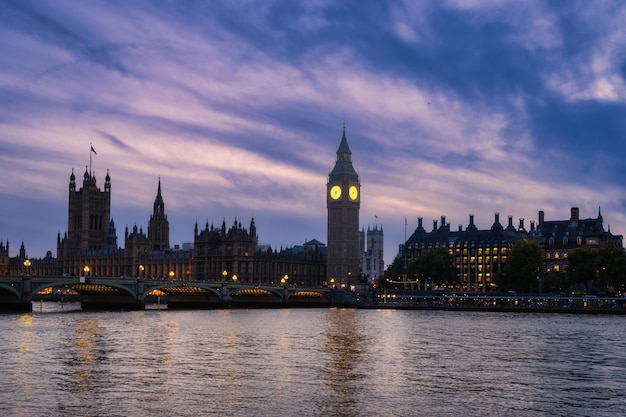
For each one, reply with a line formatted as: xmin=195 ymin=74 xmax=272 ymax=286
xmin=1 ymin=0 xmax=625 ymax=267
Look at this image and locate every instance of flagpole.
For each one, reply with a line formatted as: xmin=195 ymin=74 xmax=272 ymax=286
xmin=89 ymin=143 xmax=92 ymax=178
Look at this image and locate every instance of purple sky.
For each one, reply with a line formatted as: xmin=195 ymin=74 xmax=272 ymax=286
xmin=2 ymin=1 xmax=626 ymax=266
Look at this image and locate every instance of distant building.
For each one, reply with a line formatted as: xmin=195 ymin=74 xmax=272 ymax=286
xmin=10 ymin=165 xmax=326 ymax=285
xmin=530 ymin=207 xmax=623 ymax=275
xmin=193 ymin=218 xmax=258 ymax=282
xmin=403 ymin=208 xmax=623 ymax=292
xmin=253 ymin=239 xmax=327 ymax=286
xmin=148 ymin=179 xmax=169 ymax=251
xmin=0 ymin=240 xmax=9 ymax=275
xmin=360 ymin=223 xmax=384 ymax=284
xmin=55 ymin=168 xmax=193 ymax=278
xmin=404 ymin=213 xmax=527 ymax=292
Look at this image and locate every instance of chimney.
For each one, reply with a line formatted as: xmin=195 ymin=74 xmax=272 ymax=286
xmin=518 ymin=218 xmax=525 ymax=231
xmin=441 ymin=216 xmax=446 ymax=229
xmin=538 ymin=210 xmax=544 ymax=226
xmin=418 ymin=217 xmax=423 ymax=229
xmin=458 ymin=225 xmax=462 ymax=232
xmin=494 ymin=212 xmax=500 ymax=224
xmin=469 ymin=214 xmax=474 ymax=225
xmin=570 ymin=207 xmax=579 ymax=222
xmin=530 ymin=220 xmax=535 ymax=231
xmin=508 ymin=216 xmax=514 ymax=228
xmin=433 ymin=220 xmax=438 ymax=231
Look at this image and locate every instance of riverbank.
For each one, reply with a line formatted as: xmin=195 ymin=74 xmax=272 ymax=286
xmin=361 ymin=293 xmax=626 ymax=314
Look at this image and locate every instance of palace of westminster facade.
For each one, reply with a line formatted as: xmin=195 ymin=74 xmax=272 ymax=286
xmin=1 ymin=129 xmax=622 ymax=291
xmin=0 ymin=130 xmax=384 ymax=288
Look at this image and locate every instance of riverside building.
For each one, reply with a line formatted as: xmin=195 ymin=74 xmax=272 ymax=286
xmin=403 ymin=208 xmax=623 ymax=292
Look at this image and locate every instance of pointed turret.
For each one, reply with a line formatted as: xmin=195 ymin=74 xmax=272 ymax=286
xmin=148 ymin=178 xmax=169 ymax=250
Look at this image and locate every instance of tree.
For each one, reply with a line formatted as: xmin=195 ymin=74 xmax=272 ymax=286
xmin=595 ymin=243 xmax=626 ymax=292
xmin=544 ymin=271 xmax=568 ymax=294
xmin=496 ymin=240 xmax=542 ymax=293
xmin=380 ymin=256 xmax=404 ymax=288
xmin=567 ymin=246 xmax=596 ymax=289
xmin=406 ymin=247 xmax=455 ymax=289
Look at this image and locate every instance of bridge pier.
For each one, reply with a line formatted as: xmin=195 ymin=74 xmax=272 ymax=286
xmin=0 ymin=276 xmax=33 ymax=312
xmin=0 ymin=300 xmax=32 ymax=312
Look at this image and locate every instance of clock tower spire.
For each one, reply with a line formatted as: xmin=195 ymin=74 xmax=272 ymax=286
xmin=327 ymin=127 xmax=361 ymax=288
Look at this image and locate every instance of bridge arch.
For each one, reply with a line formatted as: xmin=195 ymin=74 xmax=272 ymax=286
xmin=230 ymin=287 xmax=284 ymax=307
xmin=287 ymin=290 xmax=331 ymax=306
xmin=144 ymin=283 xmax=222 ymax=299
xmin=30 ymin=280 xmax=137 ymax=299
xmin=0 ymin=282 xmax=21 ymax=299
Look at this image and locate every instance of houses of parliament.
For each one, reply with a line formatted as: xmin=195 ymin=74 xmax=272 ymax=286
xmin=0 ymin=131 xmax=385 ymax=288
xmin=3 ymin=127 xmax=620 ymax=293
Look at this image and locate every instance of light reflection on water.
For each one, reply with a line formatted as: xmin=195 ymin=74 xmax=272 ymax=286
xmin=1 ymin=304 xmax=625 ymax=416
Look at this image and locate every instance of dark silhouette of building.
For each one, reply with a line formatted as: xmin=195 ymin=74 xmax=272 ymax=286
xmin=253 ymin=239 xmax=327 ymax=286
xmin=41 ymin=164 xmax=327 ymax=284
xmin=0 ymin=241 xmax=8 ymax=274
xmin=327 ymin=128 xmax=361 ymax=288
xmin=530 ymin=207 xmax=623 ymax=275
xmin=61 ymin=167 xmax=111 ymax=253
xmin=193 ymin=218 xmax=258 ymax=282
xmin=148 ymin=179 xmax=169 ymax=251
xmin=55 ymin=168 xmax=193 ymax=278
xmin=360 ymin=223 xmax=384 ymax=284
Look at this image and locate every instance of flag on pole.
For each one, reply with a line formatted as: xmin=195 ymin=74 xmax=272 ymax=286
xmin=91 ymin=145 xmax=97 ymax=155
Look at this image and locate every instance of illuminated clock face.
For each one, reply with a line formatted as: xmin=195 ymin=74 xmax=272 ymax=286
xmin=330 ymin=185 xmax=342 ymax=200
xmin=349 ymin=185 xmax=358 ymax=200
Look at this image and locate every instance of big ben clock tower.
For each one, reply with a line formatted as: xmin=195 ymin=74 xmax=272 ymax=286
xmin=327 ymin=127 xmax=360 ymax=287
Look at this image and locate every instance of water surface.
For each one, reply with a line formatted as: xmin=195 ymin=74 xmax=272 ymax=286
xmin=1 ymin=303 xmax=625 ymax=416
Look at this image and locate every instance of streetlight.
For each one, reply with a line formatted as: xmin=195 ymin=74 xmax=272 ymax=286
xmin=169 ymin=271 xmax=175 ymax=280
xmin=232 ymin=274 xmax=237 ymax=283
xmin=222 ymin=270 xmax=227 ymax=282
xmin=23 ymin=259 xmax=31 ymax=275
xmin=83 ymin=265 xmax=90 ymax=276
xmin=139 ymin=264 xmax=144 ymax=278
xmin=330 ymin=278 xmax=335 ymax=288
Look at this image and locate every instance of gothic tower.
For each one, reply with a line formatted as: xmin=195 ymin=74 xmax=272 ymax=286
xmin=361 ymin=223 xmax=384 ymax=283
xmin=148 ymin=178 xmax=170 ymax=251
xmin=65 ymin=167 xmax=111 ymax=252
xmin=327 ymin=128 xmax=360 ymax=287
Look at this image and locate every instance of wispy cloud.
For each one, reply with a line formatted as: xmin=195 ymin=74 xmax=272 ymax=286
xmin=1 ymin=0 xmax=625 ymax=264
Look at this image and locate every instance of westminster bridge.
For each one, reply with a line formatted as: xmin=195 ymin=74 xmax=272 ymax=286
xmin=0 ymin=275 xmax=360 ymax=312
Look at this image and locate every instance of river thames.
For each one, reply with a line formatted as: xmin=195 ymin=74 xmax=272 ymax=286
xmin=1 ymin=303 xmax=625 ymax=417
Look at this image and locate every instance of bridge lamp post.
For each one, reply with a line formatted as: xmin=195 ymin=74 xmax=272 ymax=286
xmin=23 ymin=259 xmax=31 ymax=275
xmin=139 ymin=264 xmax=145 ymax=279
xmin=83 ymin=265 xmax=90 ymax=276
xmin=222 ymin=270 xmax=227 ymax=283
xmin=330 ymin=278 xmax=335 ymax=288
xmin=232 ymin=274 xmax=237 ymax=283
xmin=169 ymin=271 xmax=175 ymax=280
